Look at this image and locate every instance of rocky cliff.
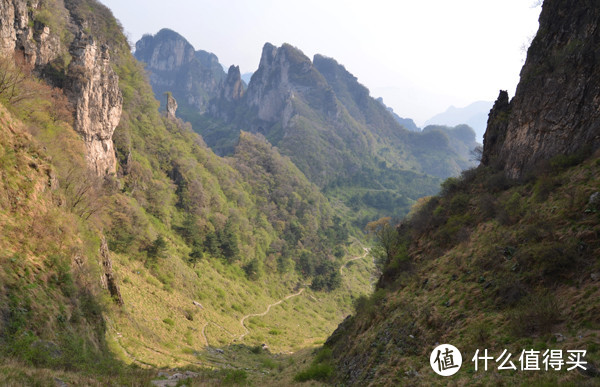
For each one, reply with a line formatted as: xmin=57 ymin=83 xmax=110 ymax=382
xmin=0 ymin=0 xmax=62 ymax=69
xmin=66 ymin=34 xmax=122 ymax=176
xmin=208 ymin=64 xmax=244 ymax=121
xmin=482 ymin=0 xmax=600 ymax=178
xmin=244 ymin=43 xmax=338 ymax=127
xmin=134 ymin=28 xmax=226 ymax=113
xmin=166 ymin=92 xmax=178 ymax=119
xmin=0 ymin=0 xmax=123 ymax=177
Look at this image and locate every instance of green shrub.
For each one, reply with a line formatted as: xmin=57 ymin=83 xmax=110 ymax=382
xmin=485 ymin=171 xmax=512 ymax=192
xmin=549 ymin=146 xmax=592 ymax=170
xmin=162 ymin=318 xmax=175 ymax=327
xmin=533 ymin=175 xmax=559 ymax=202
xmin=222 ymin=369 xmax=248 ymax=385
xmin=293 ymin=363 xmax=334 ymax=382
xmin=353 ymin=288 xmax=387 ymax=319
xmin=449 ymin=193 xmax=470 ymax=213
xmin=314 ymin=347 xmax=332 ymax=363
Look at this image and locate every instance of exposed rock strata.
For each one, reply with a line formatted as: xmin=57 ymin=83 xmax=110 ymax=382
xmin=66 ymin=35 xmax=122 ymax=176
xmin=0 ymin=0 xmax=61 ymax=68
xmin=482 ymin=0 xmax=600 ymax=178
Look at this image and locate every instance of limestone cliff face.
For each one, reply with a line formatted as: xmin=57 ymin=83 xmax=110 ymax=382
xmin=245 ymin=43 xmax=337 ymax=127
xmin=482 ymin=0 xmax=600 ymax=178
xmin=207 ymin=65 xmax=244 ymax=121
xmin=482 ymin=90 xmax=510 ymax=167
xmin=66 ymin=34 xmax=122 ymax=176
xmin=0 ymin=0 xmax=61 ymax=69
xmin=134 ymin=29 xmax=226 ymax=113
xmin=0 ymin=1 xmax=123 ymax=177
xmin=244 ymin=43 xmax=294 ymax=125
xmin=166 ymin=92 xmax=178 ymax=120
xmin=222 ymin=65 xmax=244 ymax=102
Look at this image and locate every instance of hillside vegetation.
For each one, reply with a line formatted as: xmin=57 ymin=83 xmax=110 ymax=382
xmin=0 ymin=0 xmax=376 ymax=384
xmin=325 ymin=151 xmax=600 ymax=385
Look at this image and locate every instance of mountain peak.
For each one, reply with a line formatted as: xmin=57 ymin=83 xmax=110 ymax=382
xmin=245 ymin=42 xmax=328 ymax=123
xmin=134 ymin=29 xmax=226 ymax=113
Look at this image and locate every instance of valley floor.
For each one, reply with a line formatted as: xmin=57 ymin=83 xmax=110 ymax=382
xmin=35 ymin=240 xmax=374 ymax=386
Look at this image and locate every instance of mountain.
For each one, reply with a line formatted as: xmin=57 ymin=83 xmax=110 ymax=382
xmin=425 ymin=100 xmax=493 ymax=143
xmin=0 ymin=0 xmax=371 ymax=382
xmin=376 ymin=97 xmax=420 ymax=132
xmin=134 ymin=28 xmax=226 ymax=114
xmin=136 ymin=37 xmax=480 ymax=222
xmin=2 ymin=0 xmax=599 ymax=385
xmin=321 ymin=0 xmax=600 ymax=385
xmin=422 ymin=123 xmax=480 ymax=165
xmin=241 ymin=71 xmax=254 ymax=84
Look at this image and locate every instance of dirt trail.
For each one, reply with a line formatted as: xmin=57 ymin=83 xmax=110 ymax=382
xmin=339 ymin=247 xmax=370 ymax=275
xmin=200 ymin=322 xmax=209 ymax=346
xmin=233 ymin=288 xmax=305 ymax=342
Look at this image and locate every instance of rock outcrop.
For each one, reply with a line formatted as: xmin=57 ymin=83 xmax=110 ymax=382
xmin=66 ymin=35 xmax=122 ymax=176
xmin=208 ymin=65 xmax=244 ymax=121
xmin=244 ymin=43 xmax=295 ymax=125
xmin=0 ymin=0 xmax=61 ymax=69
xmin=482 ymin=0 xmax=600 ymax=178
xmin=244 ymin=43 xmax=340 ymax=130
xmin=134 ymin=29 xmax=226 ymax=113
xmin=222 ymin=65 xmax=244 ymax=102
xmin=166 ymin=92 xmax=177 ymax=119
xmin=482 ymin=90 xmax=510 ymax=167
xmin=100 ymin=235 xmax=124 ymax=306
xmin=1 ymin=2 xmax=122 ymax=177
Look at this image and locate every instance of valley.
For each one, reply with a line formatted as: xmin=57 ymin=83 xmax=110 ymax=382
xmin=0 ymin=0 xmax=599 ymax=386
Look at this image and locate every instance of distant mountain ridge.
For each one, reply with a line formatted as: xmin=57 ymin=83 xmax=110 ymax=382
xmin=425 ymin=100 xmax=493 ymax=143
xmin=135 ymin=34 xmax=480 ymax=220
xmin=375 ymin=97 xmax=420 ymax=132
xmin=134 ymin=28 xmax=226 ymax=113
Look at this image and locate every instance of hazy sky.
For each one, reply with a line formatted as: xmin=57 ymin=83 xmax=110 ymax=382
xmin=98 ymin=0 xmax=541 ymax=126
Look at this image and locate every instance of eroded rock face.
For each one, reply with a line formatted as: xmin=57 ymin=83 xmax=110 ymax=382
xmin=0 ymin=0 xmax=30 ymax=57
xmin=207 ymin=65 xmax=244 ymax=122
xmin=166 ymin=92 xmax=177 ymax=119
xmin=66 ymin=35 xmax=122 ymax=176
xmin=245 ymin=43 xmax=297 ymax=125
xmin=0 ymin=0 xmax=60 ymax=68
xmin=481 ymin=90 xmax=510 ymax=167
xmin=134 ymin=29 xmax=225 ymax=113
xmin=245 ymin=43 xmax=334 ymax=127
xmin=482 ymin=0 xmax=600 ymax=178
xmin=222 ymin=65 xmax=244 ymax=102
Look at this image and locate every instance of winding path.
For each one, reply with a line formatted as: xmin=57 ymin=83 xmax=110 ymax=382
xmin=200 ymin=322 xmax=209 ymax=346
xmin=339 ymin=247 xmax=370 ymax=275
xmin=233 ymin=288 xmax=305 ymax=343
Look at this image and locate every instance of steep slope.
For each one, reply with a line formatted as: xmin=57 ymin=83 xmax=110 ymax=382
xmin=0 ymin=0 xmax=369 ymax=382
xmin=320 ymin=0 xmax=600 ymax=385
xmin=376 ymin=97 xmax=419 ymax=132
xmin=482 ymin=0 xmax=600 ymax=178
xmin=0 ymin=102 xmax=117 ymax=374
